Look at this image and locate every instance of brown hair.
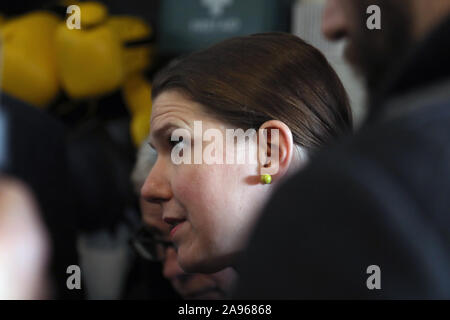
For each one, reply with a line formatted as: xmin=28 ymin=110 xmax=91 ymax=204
xmin=152 ymin=32 xmax=353 ymax=150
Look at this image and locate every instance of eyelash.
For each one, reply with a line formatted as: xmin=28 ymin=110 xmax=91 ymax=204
xmin=168 ymin=135 xmax=183 ymax=147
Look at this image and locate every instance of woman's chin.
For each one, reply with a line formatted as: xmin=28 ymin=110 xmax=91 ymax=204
xmin=178 ymin=255 xmax=215 ymax=274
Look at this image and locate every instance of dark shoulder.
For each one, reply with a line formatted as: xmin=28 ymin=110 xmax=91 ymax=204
xmin=280 ymin=99 xmax=450 ymax=226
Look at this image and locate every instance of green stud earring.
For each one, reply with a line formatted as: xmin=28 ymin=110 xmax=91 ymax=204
xmin=261 ymin=174 xmax=272 ymax=184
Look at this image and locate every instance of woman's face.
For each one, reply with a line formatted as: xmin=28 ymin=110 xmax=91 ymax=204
xmin=141 ymin=90 xmax=272 ymax=273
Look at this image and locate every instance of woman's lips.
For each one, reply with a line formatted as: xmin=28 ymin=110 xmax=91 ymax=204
xmin=164 ymin=217 xmax=187 ymax=239
xmin=170 ymin=221 xmax=185 ymax=238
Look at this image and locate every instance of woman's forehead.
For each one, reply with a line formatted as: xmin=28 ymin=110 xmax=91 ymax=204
xmin=151 ymin=91 xmax=232 ymax=131
xmin=151 ymin=91 xmax=203 ymax=125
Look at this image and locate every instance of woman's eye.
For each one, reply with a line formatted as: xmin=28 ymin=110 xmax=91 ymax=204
xmin=168 ymin=136 xmax=183 ymax=147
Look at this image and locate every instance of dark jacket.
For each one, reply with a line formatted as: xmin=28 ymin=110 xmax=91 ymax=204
xmin=236 ymin=16 xmax=450 ymax=299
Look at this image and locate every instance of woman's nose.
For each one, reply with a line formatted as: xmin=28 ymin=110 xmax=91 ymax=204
xmin=140 ymin=158 xmax=172 ymax=204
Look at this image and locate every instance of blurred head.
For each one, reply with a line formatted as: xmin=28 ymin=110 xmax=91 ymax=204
xmin=142 ymin=32 xmax=353 ymax=273
xmin=0 ymin=178 xmax=49 ymax=299
xmin=322 ymin=0 xmax=450 ymax=92
xmin=132 ymin=143 xmax=238 ymax=299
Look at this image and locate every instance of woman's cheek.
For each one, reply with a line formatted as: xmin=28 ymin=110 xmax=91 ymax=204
xmin=173 ymin=164 xmax=230 ymax=227
xmin=172 ymin=165 xmax=214 ymax=217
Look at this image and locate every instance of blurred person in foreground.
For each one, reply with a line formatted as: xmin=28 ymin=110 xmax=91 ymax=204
xmin=237 ymin=0 xmax=450 ymax=298
xmin=0 ymin=95 xmax=82 ymax=299
xmin=0 ymin=179 xmax=49 ymax=299
xmin=131 ymin=142 xmax=238 ymax=299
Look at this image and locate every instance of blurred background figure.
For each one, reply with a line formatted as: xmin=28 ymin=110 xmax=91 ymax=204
xmin=130 ymin=140 xmax=238 ymax=299
xmin=0 ymin=179 xmax=49 ymax=300
xmin=292 ymin=0 xmax=366 ymax=125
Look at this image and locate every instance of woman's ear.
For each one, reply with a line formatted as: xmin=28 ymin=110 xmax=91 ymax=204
xmin=258 ymin=120 xmax=294 ymax=181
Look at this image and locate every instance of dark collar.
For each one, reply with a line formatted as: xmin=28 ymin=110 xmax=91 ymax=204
xmin=368 ymin=14 xmax=450 ymax=122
